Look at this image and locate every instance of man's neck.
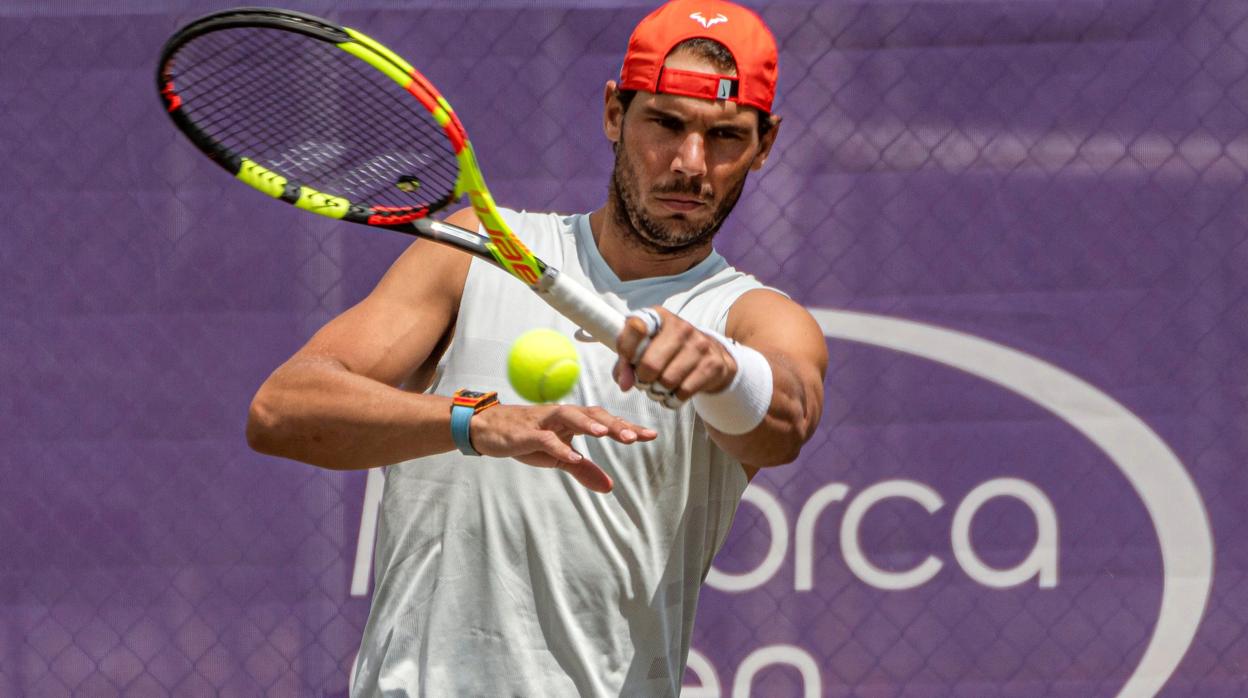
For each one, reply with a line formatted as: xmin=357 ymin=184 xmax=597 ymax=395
xmin=587 ymin=205 xmax=714 ymax=282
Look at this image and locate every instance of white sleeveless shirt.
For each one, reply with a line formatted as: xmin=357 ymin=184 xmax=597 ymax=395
xmin=352 ymin=210 xmax=772 ymax=697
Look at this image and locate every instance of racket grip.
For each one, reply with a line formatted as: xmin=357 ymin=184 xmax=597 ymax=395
xmin=535 ymin=268 xmax=624 ymax=351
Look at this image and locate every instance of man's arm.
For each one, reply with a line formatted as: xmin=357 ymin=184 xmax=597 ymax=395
xmin=246 ymin=208 xmax=655 ymax=492
xmin=713 ymin=290 xmax=827 ymax=467
xmin=613 ymin=289 xmax=827 ymax=470
xmin=245 ymin=231 xmax=469 ymax=470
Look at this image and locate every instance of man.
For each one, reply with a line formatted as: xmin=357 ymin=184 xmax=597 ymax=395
xmin=246 ymin=0 xmax=827 ymax=694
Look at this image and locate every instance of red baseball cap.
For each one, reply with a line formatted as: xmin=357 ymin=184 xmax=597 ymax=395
xmin=619 ymin=0 xmax=779 ymax=113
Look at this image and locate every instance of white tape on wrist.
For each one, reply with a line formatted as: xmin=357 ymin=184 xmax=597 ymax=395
xmin=693 ymin=331 xmax=773 ymax=435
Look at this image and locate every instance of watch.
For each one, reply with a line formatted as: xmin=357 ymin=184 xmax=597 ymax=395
xmin=450 ymin=389 xmax=499 ymax=456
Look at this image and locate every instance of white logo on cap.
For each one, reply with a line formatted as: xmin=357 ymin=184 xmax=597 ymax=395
xmin=690 ymin=11 xmax=728 ymax=28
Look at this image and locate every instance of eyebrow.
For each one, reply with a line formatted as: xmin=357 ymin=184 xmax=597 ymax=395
xmin=639 ymin=105 xmax=754 ymax=135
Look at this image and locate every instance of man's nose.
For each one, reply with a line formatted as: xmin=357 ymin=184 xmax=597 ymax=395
xmin=671 ymin=132 xmax=707 ymax=178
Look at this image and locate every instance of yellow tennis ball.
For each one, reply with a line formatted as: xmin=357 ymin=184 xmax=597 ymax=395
xmin=507 ymin=328 xmax=581 ymax=403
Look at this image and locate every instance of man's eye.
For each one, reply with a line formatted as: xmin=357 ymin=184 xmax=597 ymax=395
xmin=711 ymin=128 xmax=744 ymax=140
xmin=654 ymin=117 xmax=682 ymax=131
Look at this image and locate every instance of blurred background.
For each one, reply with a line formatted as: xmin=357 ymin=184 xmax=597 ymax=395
xmin=2 ymin=0 xmax=1246 ymax=695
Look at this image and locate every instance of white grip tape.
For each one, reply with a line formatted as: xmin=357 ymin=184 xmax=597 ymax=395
xmin=532 ymin=275 xmax=680 ymax=407
xmin=693 ymin=331 xmax=773 ymax=435
xmin=535 ymin=269 xmax=624 ymax=350
xmin=646 ymin=383 xmax=683 ymax=409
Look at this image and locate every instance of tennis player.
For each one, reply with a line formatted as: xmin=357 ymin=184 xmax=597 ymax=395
xmin=246 ymin=0 xmax=827 ymax=694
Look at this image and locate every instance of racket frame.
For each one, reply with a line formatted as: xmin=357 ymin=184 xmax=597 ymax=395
xmin=158 ymin=7 xmax=625 ymax=348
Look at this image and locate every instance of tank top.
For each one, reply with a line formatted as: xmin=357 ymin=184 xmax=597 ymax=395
xmin=351 ymin=210 xmax=773 ymax=697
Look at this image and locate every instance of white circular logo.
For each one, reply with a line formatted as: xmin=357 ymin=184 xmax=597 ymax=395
xmin=801 ymin=308 xmax=1212 ymax=697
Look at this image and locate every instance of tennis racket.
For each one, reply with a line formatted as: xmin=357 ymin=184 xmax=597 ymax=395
xmin=156 ymin=7 xmax=625 ymax=349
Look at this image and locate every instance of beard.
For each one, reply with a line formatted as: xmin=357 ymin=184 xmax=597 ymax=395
xmin=608 ymin=135 xmax=750 ymax=256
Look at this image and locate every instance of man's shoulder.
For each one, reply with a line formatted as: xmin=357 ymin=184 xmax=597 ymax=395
xmin=697 ymin=257 xmax=788 ymax=303
xmin=490 ymin=207 xmax=587 ymax=265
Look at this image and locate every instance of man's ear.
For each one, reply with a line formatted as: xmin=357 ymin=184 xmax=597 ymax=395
xmin=750 ymin=114 xmax=782 ymax=171
xmin=604 ymin=80 xmax=624 ymax=144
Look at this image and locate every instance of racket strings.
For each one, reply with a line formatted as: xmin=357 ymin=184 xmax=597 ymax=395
xmin=182 ymin=33 xmax=448 ymax=190
xmin=184 ymin=46 xmax=309 ymax=155
xmin=177 ymin=35 xmax=358 ymax=164
xmin=168 ymin=26 xmax=460 ymax=212
xmin=179 ymin=36 xmax=317 ymax=149
xmin=178 ymin=31 xmax=429 ymax=183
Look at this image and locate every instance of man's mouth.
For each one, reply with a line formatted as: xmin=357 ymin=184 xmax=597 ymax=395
xmin=653 ymin=195 xmax=706 ymax=212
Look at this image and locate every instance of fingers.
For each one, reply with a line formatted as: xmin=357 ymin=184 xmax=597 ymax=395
xmin=638 ymin=380 xmax=683 ymax=409
xmin=621 ymin=309 xmax=735 ymax=403
xmin=536 ymin=429 xmax=587 ymax=465
xmin=531 ymin=431 xmax=611 ymax=491
xmin=583 ymin=406 xmax=657 ymax=442
xmin=653 ymin=348 xmax=702 ymax=400
xmin=625 ymin=317 xmax=654 ymax=365
xmin=632 ymin=331 xmax=682 ymax=386
xmin=531 ymin=430 xmax=615 ymax=493
xmin=478 ymin=404 xmax=656 ymax=494
xmin=559 ymin=457 xmax=614 ymax=493
xmin=546 ymin=405 xmax=611 ymax=439
xmin=613 ymin=356 xmax=636 ymax=391
xmin=521 ymin=406 xmax=657 ymax=493
xmin=516 ymin=450 xmax=614 ymax=494
xmin=615 ymin=309 xmax=662 ymax=383
xmin=616 ymin=307 xmax=675 ymax=403
xmin=541 ymin=405 xmax=656 ymax=443
xmin=674 ymin=359 xmax=732 ymax=401
xmin=478 ymin=405 xmax=656 ymax=454
xmin=666 ymin=335 xmax=737 ymax=400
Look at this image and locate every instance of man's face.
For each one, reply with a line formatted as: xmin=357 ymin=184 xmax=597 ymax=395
xmin=606 ymin=52 xmax=776 ymax=255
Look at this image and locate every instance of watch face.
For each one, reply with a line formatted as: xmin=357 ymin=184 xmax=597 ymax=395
xmin=453 ymin=390 xmax=498 ymax=412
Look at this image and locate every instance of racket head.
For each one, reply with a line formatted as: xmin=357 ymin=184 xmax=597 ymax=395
xmin=158 ymin=6 xmax=547 ymax=285
xmin=157 ymin=7 xmax=462 ymax=227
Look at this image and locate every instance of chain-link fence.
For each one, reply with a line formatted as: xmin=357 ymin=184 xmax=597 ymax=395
xmin=2 ymin=0 xmax=1246 ymax=695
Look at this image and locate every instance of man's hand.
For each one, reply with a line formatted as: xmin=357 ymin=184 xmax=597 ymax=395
xmin=470 ymin=404 xmax=657 ymax=493
xmin=613 ymin=307 xmax=737 ymax=402
xmin=611 ymin=293 xmax=827 ymax=471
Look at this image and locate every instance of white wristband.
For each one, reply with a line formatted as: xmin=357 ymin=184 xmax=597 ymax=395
xmin=693 ymin=331 xmax=773 ymax=435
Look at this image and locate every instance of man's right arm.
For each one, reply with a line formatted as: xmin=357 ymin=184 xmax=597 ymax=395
xmin=245 ymin=207 xmax=477 ymax=471
xmin=245 ymin=208 xmax=655 ymax=492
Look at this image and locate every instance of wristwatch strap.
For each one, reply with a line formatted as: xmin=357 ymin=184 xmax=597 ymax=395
xmin=450 ymin=390 xmax=498 ymax=456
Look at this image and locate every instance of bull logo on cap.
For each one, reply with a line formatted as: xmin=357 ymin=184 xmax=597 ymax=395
xmin=689 ymin=11 xmax=728 ymax=28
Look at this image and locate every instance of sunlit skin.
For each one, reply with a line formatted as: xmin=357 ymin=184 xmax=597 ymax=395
xmin=589 ymin=50 xmax=780 ymax=281
xmin=247 ymin=48 xmax=825 ymax=491
xmin=581 ymin=51 xmax=824 ymax=474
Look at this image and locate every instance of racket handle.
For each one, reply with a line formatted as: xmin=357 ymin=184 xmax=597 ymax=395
xmin=536 ymin=268 xmax=625 ymax=351
xmin=410 ymin=217 xmax=624 ymax=349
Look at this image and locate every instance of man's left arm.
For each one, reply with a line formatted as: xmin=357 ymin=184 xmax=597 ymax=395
xmin=614 ymin=289 xmax=828 ymax=468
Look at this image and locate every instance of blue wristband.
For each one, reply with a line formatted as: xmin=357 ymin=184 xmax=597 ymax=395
xmin=450 ymin=403 xmax=479 ymax=456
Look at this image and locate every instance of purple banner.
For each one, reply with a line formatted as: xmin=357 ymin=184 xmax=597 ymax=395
xmin=2 ymin=1 xmax=1244 ymax=695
